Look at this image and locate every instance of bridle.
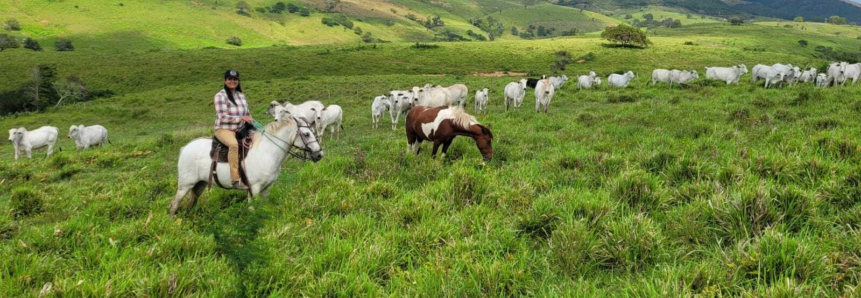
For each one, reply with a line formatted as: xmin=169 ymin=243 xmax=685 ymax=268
xmin=253 ymin=117 xmax=319 ymax=161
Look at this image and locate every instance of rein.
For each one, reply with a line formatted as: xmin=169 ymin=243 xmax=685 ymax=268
xmin=252 ymin=119 xmax=317 ymax=161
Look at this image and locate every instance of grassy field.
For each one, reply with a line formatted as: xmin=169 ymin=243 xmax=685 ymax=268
xmin=609 ymin=6 xmax=724 ymax=26
xmin=3 ymin=18 xmax=861 ymax=297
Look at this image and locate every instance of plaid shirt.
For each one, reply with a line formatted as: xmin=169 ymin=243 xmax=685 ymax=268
xmin=214 ymin=89 xmax=252 ymax=131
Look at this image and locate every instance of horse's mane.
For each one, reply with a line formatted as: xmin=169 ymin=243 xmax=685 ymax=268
xmin=449 ymin=106 xmax=478 ymax=131
xmin=251 ymin=118 xmax=295 ymax=149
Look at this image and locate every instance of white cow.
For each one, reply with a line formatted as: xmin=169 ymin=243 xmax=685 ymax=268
xmin=799 ymin=68 xmax=818 ymax=84
xmin=503 ymin=79 xmax=527 ymax=111
xmin=577 ymin=72 xmax=599 ymax=90
xmin=371 ymin=95 xmax=390 ymax=129
xmin=842 ymin=63 xmax=861 ymax=86
xmin=388 ymin=90 xmax=413 ymax=130
xmin=68 ymin=125 xmax=109 ymax=150
xmin=534 ymin=79 xmax=555 ymax=113
xmin=594 ymin=77 xmax=602 ymax=87
xmin=705 ymin=64 xmax=747 ymax=85
xmin=416 ymin=85 xmax=453 ymax=108
xmin=315 ymin=105 xmax=343 ymax=140
xmin=446 ymin=84 xmax=469 ymax=107
xmin=273 ymin=100 xmax=324 ymax=126
xmin=772 ymin=63 xmax=796 ymax=87
xmin=9 ymin=126 xmax=59 ymax=161
xmin=671 ymin=70 xmax=699 ymax=85
xmin=827 ymin=62 xmax=846 ymax=87
xmin=651 ymin=69 xmax=673 ymax=86
xmin=608 ymin=71 xmax=635 ymax=88
xmin=474 ymin=88 xmax=489 ymax=114
xmin=549 ymin=75 xmax=569 ymax=89
xmin=816 ymin=73 xmax=829 ymax=88
xmin=751 ymin=64 xmax=784 ymax=88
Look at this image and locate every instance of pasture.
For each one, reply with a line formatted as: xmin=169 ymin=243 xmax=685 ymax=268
xmin=2 ymin=24 xmax=861 ymax=296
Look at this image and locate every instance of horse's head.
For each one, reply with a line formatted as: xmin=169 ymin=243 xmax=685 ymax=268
xmin=473 ymin=124 xmax=493 ymax=161
xmin=294 ymin=117 xmax=324 ymax=162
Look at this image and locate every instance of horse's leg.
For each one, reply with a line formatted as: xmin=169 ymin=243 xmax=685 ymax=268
xmin=431 ymin=140 xmax=442 ymax=158
xmin=440 ymin=138 xmax=454 ymax=159
xmin=185 ymin=181 xmax=207 ymax=209
xmin=170 ymin=183 xmax=194 ymax=217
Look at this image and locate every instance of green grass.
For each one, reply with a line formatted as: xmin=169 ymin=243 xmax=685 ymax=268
xmin=487 ymin=3 xmax=619 ymax=36
xmin=3 ymin=18 xmax=861 ymax=297
xmin=610 ymin=6 xmax=724 ymax=26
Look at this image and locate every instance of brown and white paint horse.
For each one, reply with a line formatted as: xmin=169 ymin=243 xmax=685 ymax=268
xmin=405 ymin=106 xmax=493 ymax=160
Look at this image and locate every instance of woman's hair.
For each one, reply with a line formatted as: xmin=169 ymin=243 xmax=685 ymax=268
xmin=223 ymin=82 xmax=243 ymax=104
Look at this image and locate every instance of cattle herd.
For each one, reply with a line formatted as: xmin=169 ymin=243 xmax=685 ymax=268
xmin=8 ymin=125 xmax=109 ymax=161
xmin=6 ymin=61 xmax=858 ymax=162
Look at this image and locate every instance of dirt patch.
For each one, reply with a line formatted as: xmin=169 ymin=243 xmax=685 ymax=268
xmin=472 ymin=71 xmax=528 ymax=77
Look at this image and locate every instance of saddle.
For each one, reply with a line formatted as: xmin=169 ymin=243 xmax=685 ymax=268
xmin=208 ymin=123 xmax=256 ymax=192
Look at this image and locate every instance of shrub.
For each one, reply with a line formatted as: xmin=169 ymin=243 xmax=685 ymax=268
xmin=11 ymin=187 xmax=44 ymax=218
xmin=798 ymin=39 xmax=808 ymax=47
xmin=299 ymin=7 xmax=310 ymax=17
xmin=54 ymin=38 xmax=74 ymax=51
xmin=601 ymin=24 xmax=652 ymax=48
xmin=23 ymin=37 xmax=41 ymax=51
xmin=410 ymin=43 xmax=439 ymax=49
xmin=353 ymin=26 xmax=362 ymax=35
xmin=0 ymin=34 xmax=19 ymax=51
xmin=226 ymin=36 xmax=242 ymax=46
xmin=5 ymin=18 xmax=21 ymax=31
xmin=287 ymin=3 xmax=299 ymax=13
xmin=730 ymin=18 xmax=743 ymax=25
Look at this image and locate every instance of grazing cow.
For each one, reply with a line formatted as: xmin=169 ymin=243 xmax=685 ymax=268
xmin=705 ymin=64 xmax=747 ymax=85
xmin=405 ymin=106 xmax=493 ymax=160
xmin=842 ymin=63 xmax=861 ymax=86
xmin=388 ymin=90 xmax=413 ymax=130
xmin=68 ymin=125 xmax=109 ymax=150
xmin=549 ymin=75 xmax=569 ymax=89
xmin=577 ymin=72 xmax=598 ymax=90
xmin=651 ymin=69 xmax=673 ymax=86
xmin=315 ymin=105 xmax=343 ymax=140
xmin=608 ymin=71 xmax=635 ymax=88
xmin=503 ymin=79 xmax=527 ymax=111
xmin=474 ymin=88 xmax=489 ymax=114
xmin=799 ymin=68 xmax=818 ymax=84
xmin=816 ymin=73 xmax=829 ymax=88
xmin=446 ymin=84 xmax=469 ymax=107
xmin=671 ymin=70 xmax=699 ymax=85
xmin=827 ymin=62 xmax=847 ymax=87
xmin=534 ymin=79 xmax=555 ymax=113
xmin=772 ymin=63 xmax=796 ymax=87
xmin=9 ymin=126 xmax=59 ymax=161
xmin=416 ymin=85 xmax=453 ymax=107
xmin=371 ymin=95 xmax=390 ymax=129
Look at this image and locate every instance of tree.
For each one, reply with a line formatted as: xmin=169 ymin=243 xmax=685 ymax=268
xmin=5 ymin=19 xmax=21 ymax=31
xmin=537 ymin=25 xmax=546 ymax=37
xmin=299 ymin=7 xmax=310 ymax=17
xmin=362 ymin=32 xmax=374 ymax=43
xmin=794 ymin=16 xmax=804 ymax=22
xmin=53 ymin=76 xmax=87 ymax=107
xmin=23 ymin=37 xmax=41 ymax=51
xmin=0 ymin=34 xmax=19 ymax=51
xmin=226 ymin=36 xmax=242 ymax=46
xmin=25 ymin=65 xmax=58 ymax=110
xmin=271 ymin=2 xmax=286 ymax=13
xmin=236 ymin=1 xmax=251 ymax=15
xmin=729 ymin=18 xmax=743 ymax=26
xmin=287 ymin=3 xmax=299 ymax=13
xmin=511 ymin=26 xmax=518 ymax=36
xmin=828 ymin=15 xmax=847 ymax=25
xmin=601 ymin=24 xmax=651 ymax=48
xmin=643 ymin=13 xmax=654 ymax=21
xmin=354 ymin=26 xmax=363 ymax=35
xmin=798 ymin=40 xmax=808 ymax=47
xmin=54 ymin=38 xmax=74 ymax=51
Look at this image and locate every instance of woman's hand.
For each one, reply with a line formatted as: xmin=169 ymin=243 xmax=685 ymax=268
xmin=241 ymin=116 xmax=254 ymax=123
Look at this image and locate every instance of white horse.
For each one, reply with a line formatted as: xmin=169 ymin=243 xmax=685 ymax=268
xmin=170 ymin=112 xmax=323 ymax=216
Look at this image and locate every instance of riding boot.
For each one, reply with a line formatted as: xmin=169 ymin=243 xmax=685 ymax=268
xmin=227 ymin=146 xmax=249 ymax=190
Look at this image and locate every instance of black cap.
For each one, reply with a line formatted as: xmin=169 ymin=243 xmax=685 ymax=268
xmin=224 ymin=69 xmax=240 ymax=79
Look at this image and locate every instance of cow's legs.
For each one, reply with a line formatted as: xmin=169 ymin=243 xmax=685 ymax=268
xmin=47 ymin=143 xmax=54 ymax=157
xmin=26 ymin=149 xmax=32 ymax=159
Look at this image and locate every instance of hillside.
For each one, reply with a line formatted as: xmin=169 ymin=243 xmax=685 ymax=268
xmin=0 ymin=0 xmax=615 ymax=52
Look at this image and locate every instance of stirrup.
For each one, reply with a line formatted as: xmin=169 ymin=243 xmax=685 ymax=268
xmin=232 ymin=181 xmax=250 ymax=190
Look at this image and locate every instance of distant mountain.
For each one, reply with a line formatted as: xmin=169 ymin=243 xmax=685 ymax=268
xmin=557 ymin=0 xmax=861 ymax=23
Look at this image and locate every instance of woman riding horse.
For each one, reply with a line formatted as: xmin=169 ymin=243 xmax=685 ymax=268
xmin=214 ymin=69 xmax=254 ymax=190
